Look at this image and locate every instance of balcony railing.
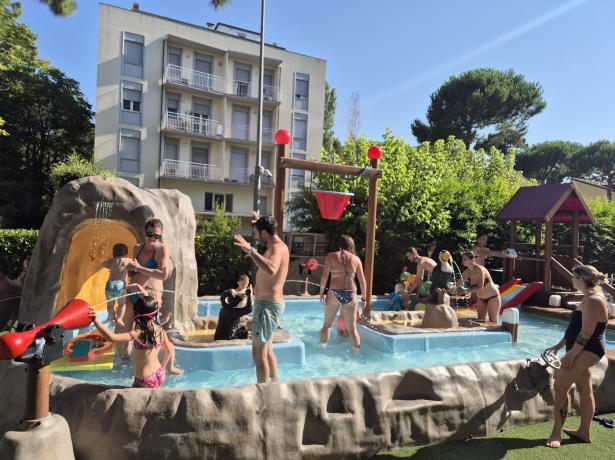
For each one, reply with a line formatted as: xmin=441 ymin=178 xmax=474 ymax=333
xmin=165 ymin=64 xmax=227 ymax=93
xmin=232 ymin=80 xmax=280 ymax=102
xmin=163 ymin=112 xmax=224 ymax=138
xmin=229 ymin=125 xmax=276 ymax=143
xmin=161 ymin=160 xmax=274 ymax=186
xmin=161 ymin=159 xmax=222 ymax=181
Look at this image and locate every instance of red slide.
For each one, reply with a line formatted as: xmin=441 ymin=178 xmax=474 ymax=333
xmin=468 ymin=278 xmax=543 ymax=313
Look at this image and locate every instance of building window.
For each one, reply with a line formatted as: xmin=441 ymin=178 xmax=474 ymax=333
xmin=294 ymin=73 xmax=309 ymax=111
xmin=164 ymin=138 xmax=178 ymax=160
xmin=292 ymin=113 xmax=308 ymax=151
xmin=204 ymin=192 xmax=233 ymax=213
xmin=263 ymin=69 xmax=275 ymax=100
xmin=122 ymin=32 xmax=144 ymax=79
xmin=166 ymin=93 xmax=180 ymax=113
xmin=258 ymin=195 xmax=268 ymax=216
xmin=119 ymin=129 xmax=140 ymax=173
xmin=290 ymin=153 xmax=306 ymax=188
xmin=121 ymin=81 xmax=142 ymax=126
xmin=191 ymin=142 xmax=210 ymax=179
xmin=234 ymin=63 xmax=251 ymax=97
xmin=168 ymin=46 xmax=181 ymax=67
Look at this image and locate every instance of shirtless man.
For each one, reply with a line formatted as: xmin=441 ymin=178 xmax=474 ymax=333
xmin=405 ymin=247 xmax=437 ymax=294
xmin=472 ymin=233 xmax=508 ymax=266
xmin=234 ymin=212 xmax=289 ymax=384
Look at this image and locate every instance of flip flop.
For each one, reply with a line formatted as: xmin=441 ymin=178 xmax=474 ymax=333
xmin=600 ymin=418 xmax=613 ymax=429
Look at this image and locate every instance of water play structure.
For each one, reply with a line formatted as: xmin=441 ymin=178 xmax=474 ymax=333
xmin=496 ymin=182 xmax=615 ymax=304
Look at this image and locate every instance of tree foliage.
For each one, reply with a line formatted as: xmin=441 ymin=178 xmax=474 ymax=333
xmin=0 ymin=0 xmax=94 ymax=228
xmin=287 ymin=132 xmax=527 ymax=292
xmin=515 ymin=140 xmax=583 ymax=184
xmin=50 ymin=154 xmax=114 ymax=192
xmin=323 ymin=82 xmax=341 ymax=154
xmin=38 ymin=0 xmax=77 ymax=16
xmin=411 ymin=68 xmax=546 ymax=149
xmin=572 ymin=140 xmax=615 ymax=201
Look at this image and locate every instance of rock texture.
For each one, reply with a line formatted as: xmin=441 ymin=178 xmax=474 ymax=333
xmin=420 ymin=304 xmax=459 ymax=329
xmin=1 ymin=359 xmax=614 ymax=460
xmin=18 ymin=176 xmax=198 ymax=332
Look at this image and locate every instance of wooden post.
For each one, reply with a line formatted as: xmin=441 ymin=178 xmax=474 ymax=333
xmin=505 ymin=220 xmax=517 ymax=281
xmin=572 ymin=211 xmax=580 ymax=260
xmin=273 ymin=142 xmax=287 ymax=235
xmin=362 ymin=158 xmax=380 ymax=317
xmin=544 ymin=219 xmax=553 ymax=293
xmin=534 ymin=221 xmax=542 ymax=281
xmin=25 ymin=364 xmax=50 ymax=420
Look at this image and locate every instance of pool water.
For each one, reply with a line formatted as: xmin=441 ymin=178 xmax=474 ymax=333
xmin=60 ymin=300 xmax=615 ymax=389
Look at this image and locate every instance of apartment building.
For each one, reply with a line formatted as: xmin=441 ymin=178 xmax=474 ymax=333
xmin=94 ymin=4 xmax=326 ymax=226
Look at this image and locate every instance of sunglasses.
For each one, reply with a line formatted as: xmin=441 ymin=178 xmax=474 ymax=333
xmin=146 ymin=232 xmax=162 ymax=240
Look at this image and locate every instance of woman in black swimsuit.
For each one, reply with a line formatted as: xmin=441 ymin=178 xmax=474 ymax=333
xmin=458 ymin=251 xmax=501 ymax=323
xmin=544 ymin=264 xmax=609 ymax=448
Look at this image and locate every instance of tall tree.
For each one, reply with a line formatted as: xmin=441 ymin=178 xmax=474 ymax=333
xmin=323 ymin=81 xmax=341 ymax=154
xmin=0 ymin=0 xmax=93 ymax=228
xmin=411 ymin=68 xmax=546 ymax=149
xmin=515 ymin=140 xmax=583 ymax=184
xmin=572 ymin=140 xmax=615 ymax=201
xmin=346 ymin=92 xmax=361 ymax=140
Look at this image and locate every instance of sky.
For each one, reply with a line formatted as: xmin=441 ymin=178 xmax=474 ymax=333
xmin=20 ymin=0 xmax=615 ymax=146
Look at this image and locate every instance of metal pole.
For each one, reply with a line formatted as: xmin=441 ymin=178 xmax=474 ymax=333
xmin=25 ymin=364 xmax=50 ymax=420
xmin=253 ymin=0 xmax=266 ymax=213
xmin=274 ymin=142 xmax=286 ymax=234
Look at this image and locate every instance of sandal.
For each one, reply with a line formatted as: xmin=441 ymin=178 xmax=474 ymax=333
xmin=592 ymin=415 xmax=614 ymax=429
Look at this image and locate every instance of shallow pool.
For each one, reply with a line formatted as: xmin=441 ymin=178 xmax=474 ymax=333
xmin=59 ymin=300 xmax=615 ymax=389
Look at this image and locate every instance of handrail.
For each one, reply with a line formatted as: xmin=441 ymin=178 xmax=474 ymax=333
xmin=551 ymin=256 xmax=574 ymax=284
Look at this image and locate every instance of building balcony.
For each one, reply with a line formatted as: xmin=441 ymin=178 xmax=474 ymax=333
xmin=164 ymin=64 xmax=227 ymax=94
xmin=162 ymin=112 xmax=224 ymax=139
xmin=229 ymin=124 xmax=275 ymax=145
xmin=160 ymin=159 xmax=274 ymax=187
xmin=231 ymin=80 xmax=281 ymax=104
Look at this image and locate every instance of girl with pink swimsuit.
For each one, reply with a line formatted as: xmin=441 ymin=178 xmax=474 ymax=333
xmin=89 ymin=291 xmax=175 ymax=388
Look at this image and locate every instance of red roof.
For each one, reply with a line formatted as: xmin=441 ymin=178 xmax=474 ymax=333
xmin=496 ymin=183 xmax=596 ymax=224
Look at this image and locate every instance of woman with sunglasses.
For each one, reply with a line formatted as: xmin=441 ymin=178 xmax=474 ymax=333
xmin=120 ymin=218 xmax=182 ymax=374
xmin=544 ymin=265 xmax=609 ymax=448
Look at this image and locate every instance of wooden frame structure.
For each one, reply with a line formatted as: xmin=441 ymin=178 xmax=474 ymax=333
xmin=497 ymin=183 xmax=615 ymax=299
xmin=272 ymin=138 xmax=383 ymax=316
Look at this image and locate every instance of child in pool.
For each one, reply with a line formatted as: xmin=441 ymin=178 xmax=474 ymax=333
xmin=89 ymin=291 xmax=176 ymax=388
xmin=102 ymin=243 xmax=132 ymax=327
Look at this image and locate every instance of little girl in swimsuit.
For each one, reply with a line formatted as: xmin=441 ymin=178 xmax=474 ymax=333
xmin=102 ymin=243 xmax=132 ymax=327
xmin=89 ymin=291 xmax=175 ymax=388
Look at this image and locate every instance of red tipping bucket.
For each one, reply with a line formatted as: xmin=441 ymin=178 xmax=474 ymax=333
xmin=314 ymin=191 xmax=353 ymax=221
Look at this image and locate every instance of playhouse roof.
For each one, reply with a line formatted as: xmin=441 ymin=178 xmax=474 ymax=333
xmin=496 ymin=183 xmax=596 ymax=224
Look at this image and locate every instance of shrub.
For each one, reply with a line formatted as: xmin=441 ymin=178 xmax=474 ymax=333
xmin=50 ymin=154 xmax=114 ymax=192
xmin=0 ymin=229 xmax=38 ymax=277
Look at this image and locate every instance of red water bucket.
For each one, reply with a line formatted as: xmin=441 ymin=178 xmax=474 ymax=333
xmin=314 ymin=191 xmax=353 ymax=221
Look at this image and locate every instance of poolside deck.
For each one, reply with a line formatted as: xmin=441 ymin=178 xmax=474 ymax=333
xmin=524 ymin=305 xmax=615 ymax=331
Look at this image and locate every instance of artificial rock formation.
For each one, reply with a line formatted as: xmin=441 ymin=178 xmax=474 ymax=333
xmin=1 ymin=358 xmax=614 ymax=459
xmin=420 ymin=303 xmax=459 ymax=329
xmin=18 ymin=176 xmax=198 ymax=331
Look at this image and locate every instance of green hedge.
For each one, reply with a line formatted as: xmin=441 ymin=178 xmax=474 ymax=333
xmin=0 ymin=229 xmax=38 ymax=277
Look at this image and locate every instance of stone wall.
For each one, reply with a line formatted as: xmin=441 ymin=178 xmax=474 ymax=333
xmin=1 ymin=358 xmax=613 ymax=459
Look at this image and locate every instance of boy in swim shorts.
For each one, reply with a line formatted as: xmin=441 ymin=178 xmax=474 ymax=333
xmin=102 ymin=243 xmax=132 ymax=327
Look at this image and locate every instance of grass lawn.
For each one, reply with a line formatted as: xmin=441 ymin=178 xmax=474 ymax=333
xmin=370 ymin=413 xmax=615 ymax=459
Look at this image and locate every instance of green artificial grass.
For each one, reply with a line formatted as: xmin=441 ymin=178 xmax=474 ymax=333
xmin=371 ymin=413 xmax=615 ymax=459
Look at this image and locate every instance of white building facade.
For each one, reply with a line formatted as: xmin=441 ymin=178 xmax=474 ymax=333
xmin=95 ymin=4 xmax=326 ymax=224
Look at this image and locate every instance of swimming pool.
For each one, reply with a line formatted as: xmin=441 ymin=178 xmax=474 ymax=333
xmin=59 ymin=299 xmax=615 ymax=389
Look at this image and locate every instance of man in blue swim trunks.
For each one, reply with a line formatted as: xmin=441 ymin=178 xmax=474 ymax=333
xmin=234 ymin=211 xmax=289 ymax=384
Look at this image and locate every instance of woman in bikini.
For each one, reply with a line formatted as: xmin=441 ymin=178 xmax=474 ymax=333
xmin=319 ymin=235 xmax=367 ymax=349
xmin=458 ymin=251 xmax=500 ymax=323
xmin=544 ymin=265 xmax=609 ymax=448
xmin=121 ymin=217 xmax=182 ymax=374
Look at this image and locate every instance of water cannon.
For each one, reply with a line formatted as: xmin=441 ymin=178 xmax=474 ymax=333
xmin=0 ymin=299 xmax=92 ymax=363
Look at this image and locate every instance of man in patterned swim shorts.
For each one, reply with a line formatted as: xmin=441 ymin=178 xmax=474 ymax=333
xmin=234 ymin=212 xmax=289 ymax=384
